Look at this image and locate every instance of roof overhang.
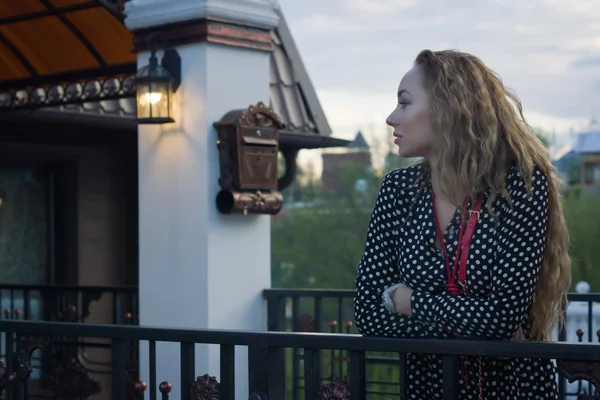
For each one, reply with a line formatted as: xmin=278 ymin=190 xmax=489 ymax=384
xmin=0 ymin=2 xmax=349 ymax=150
xmin=278 ymin=131 xmax=350 ymax=149
xmin=0 ymin=0 xmax=136 ymax=91
xmin=0 ymin=107 xmax=351 ymax=149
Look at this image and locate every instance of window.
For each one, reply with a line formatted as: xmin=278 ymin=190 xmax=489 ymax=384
xmin=0 ymin=167 xmax=49 ymax=285
xmin=584 ymin=162 xmax=600 ymax=185
xmin=0 ymin=161 xmax=78 ymax=317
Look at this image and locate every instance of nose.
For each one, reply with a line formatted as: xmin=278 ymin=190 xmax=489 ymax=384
xmin=386 ymin=110 xmax=396 ymax=127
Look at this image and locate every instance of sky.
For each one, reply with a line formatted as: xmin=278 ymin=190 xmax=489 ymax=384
xmin=276 ymin=0 xmax=600 ymax=169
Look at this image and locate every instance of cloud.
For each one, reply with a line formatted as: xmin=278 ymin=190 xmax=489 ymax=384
xmin=343 ymin=0 xmax=418 ymax=14
xmin=315 ymin=88 xmax=591 ymax=139
xmin=293 ymin=14 xmax=362 ymax=33
xmin=278 ymin=0 xmax=600 ymax=140
xmin=571 ymin=56 xmax=600 ymax=69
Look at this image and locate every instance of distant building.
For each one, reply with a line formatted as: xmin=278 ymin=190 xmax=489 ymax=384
xmin=553 ymin=120 xmax=600 ymax=194
xmin=575 ymin=132 xmax=600 ymax=187
xmin=321 ymin=131 xmax=372 ymax=193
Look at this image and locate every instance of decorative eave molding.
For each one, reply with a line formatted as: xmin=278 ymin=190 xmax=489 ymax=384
xmin=124 ymin=0 xmax=280 ymax=32
xmin=132 ymin=17 xmax=274 ymax=53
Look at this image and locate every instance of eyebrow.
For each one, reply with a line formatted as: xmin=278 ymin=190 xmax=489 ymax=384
xmin=398 ymin=89 xmax=411 ymax=98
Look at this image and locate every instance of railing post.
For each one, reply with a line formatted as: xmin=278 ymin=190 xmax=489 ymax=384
xmin=557 ymin=313 xmax=566 ymax=397
xmin=220 ymin=344 xmax=235 ymax=400
xmin=180 ymin=342 xmax=195 ymax=400
xmin=23 ymin=290 xmax=30 ymax=320
xmin=248 ymin=344 xmax=270 ymax=394
xmin=265 ymin=294 xmax=286 ymax=398
xmin=442 ymin=355 xmax=459 ymax=400
xmin=249 ymin=344 xmax=286 ymax=399
xmin=314 ymin=297 xmax=323 ymax=387
xmin=349 ymin=350 xmax=366 ymax=400
xmin=304 ymin=348 xmax=320 ymax=400
xmin=5 ymin=328 xmax=14 ymax=400
xmin=399 ymin=353 xmax=407 ymax=400
xmin=111 ymin=338 xmax=127 ymax=400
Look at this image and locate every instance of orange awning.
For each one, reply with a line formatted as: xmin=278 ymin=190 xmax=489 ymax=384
xmin=0 ymin=0 xmax=136 ymax=90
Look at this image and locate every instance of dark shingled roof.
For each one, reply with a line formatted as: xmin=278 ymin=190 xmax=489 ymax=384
xmin=347 ymin=131 xmax=370 ymax=150
xmin=269 ymin=10 xmax=331 ymax=138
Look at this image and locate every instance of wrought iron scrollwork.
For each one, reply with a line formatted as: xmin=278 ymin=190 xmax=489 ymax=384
xmin=316 ymin=380 xmax=351 ymax=400
xmin=557 ymin=360 xmax=600 ymax=397
xmin=0 ymin=74 xmax=135 ymax=111
xmin=0 ymin=359 xmax=7 ymax=392
xmin=0 ymin=335 xmax=52 ymax=395
xmin=190 ymin=374 xmax=220 ymax=399
xmin=17 ymin=335 xmax=52 ymax=379
xmin=41 ymin=358 xmax=102 ymax=399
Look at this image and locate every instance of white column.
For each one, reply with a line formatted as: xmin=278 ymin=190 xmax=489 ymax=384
xmin=125 ymin=1 xmax=279 ymax=398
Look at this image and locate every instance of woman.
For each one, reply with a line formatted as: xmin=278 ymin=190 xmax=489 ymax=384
xmin=353 ymin=49 xmax=571 ymax=399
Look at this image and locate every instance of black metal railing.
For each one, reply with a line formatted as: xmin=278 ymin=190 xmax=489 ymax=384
xmin=0 ymin=284 xmax=139 ymax=400
xmin=264 ymin=289 xmax=600 ymax=399
xmin=0 ymin=284 xmax=138 ymax=324
xmin=1 ymin=285 xmax=599 ymax=399
xmin=1 ymin=320 xmax=600 ymax=400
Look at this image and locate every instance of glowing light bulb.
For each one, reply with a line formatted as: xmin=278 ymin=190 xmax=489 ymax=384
xmin=139 ymin=92 xmax=163 ymax=106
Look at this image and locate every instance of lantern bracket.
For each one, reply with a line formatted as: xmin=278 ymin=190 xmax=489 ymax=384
xmin=146 ymin=32 xmax=181 ymax=93
xmin=161 ymin=49 xmax=181 ymax=93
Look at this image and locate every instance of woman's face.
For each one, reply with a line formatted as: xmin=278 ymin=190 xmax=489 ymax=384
xmin=386 ymin=66 xmax=434 ymax=159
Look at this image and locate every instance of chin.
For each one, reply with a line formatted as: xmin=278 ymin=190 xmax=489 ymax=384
xmin=397 ymin=147 xmax=417 ymax=158
xmin=397 ymin=144 xmax=427 ymax=159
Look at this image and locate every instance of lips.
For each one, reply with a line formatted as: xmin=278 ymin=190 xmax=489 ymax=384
xmin=393 ymin=132 xmax=403 ymax=144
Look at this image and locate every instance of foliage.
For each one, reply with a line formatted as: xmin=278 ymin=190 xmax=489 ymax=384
xmin=271 ymin=153 xmax=412 ymax=289
xmin=271 ymin=164 xmax=377 ymax=289
xmin=531 ymin=126 xmax=550 ymax=148
xmin=563 ymin=187 xmax=600 ymax=290
xmin=272 ymin=149 xmax=600 ymax=291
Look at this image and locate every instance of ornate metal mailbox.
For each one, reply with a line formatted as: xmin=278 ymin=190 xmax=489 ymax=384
xmin=213 ymin=101 xmax=284 ymax=215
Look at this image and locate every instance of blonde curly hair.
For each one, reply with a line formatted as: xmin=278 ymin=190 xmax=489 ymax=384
xmin=414 ymin=49 xmax=571 ymax=341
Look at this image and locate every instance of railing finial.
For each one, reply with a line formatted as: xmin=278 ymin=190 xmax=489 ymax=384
xmin=159 ymin=381 xmax=172 ymax=394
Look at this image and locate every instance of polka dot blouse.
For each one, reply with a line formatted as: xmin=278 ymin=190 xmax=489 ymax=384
xmin=353 ymin=163 xmax=558 ymax=399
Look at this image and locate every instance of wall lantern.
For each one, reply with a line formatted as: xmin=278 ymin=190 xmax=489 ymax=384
xmin=134 ymin=33 xmax=181 ymax=124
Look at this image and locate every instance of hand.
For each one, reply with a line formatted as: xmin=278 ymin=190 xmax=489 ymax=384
xmin=457 ymin=326 xmax=527 ymax=343
xmin=392 ymin=286 xmax=414 ymax=316
xmin=497 ymin=327 xmax=527 ymax=360
xmin=510 ymin=327 xmax=526 ymax=342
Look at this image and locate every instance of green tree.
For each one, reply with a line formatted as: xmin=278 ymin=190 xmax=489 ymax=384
xmin=531 ymin=126 xmax=550 ymax=148
xmin=273 ymin=128 xmax=600 ymax=292
xmin=563 ymin=189 xmax=600 ymax=290
xmin=271 ymin=163 xmax=379 ymax=289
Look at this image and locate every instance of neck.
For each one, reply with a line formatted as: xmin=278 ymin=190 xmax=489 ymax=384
xmin=428 ymin=156 xmax=464 ymax=205
xmin=428 ymin=157 xmax=444 ymax=198
xmin=429 ymin=158 xmax=475 ymax=206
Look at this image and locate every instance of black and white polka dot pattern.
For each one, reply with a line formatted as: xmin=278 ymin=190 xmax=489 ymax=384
xmin=353 ymin=164 xmax=558 ymax=399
